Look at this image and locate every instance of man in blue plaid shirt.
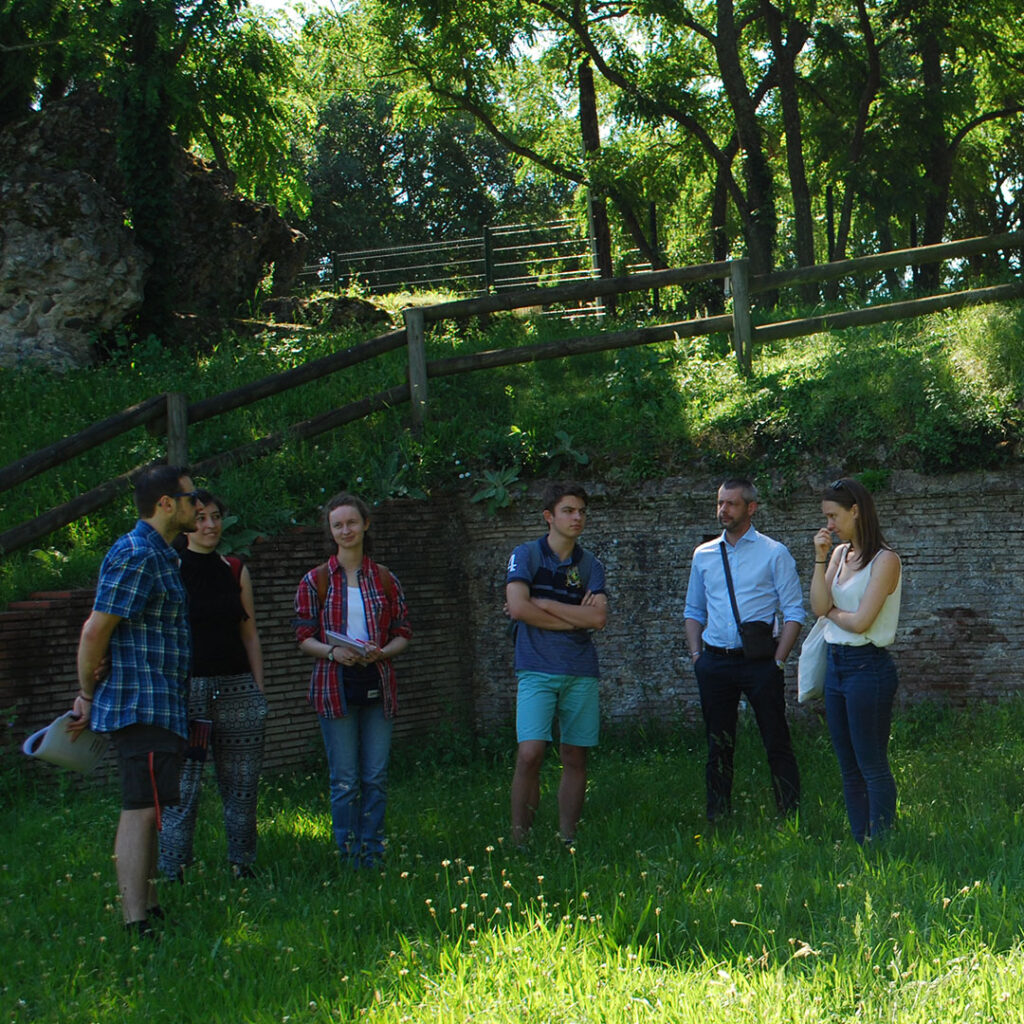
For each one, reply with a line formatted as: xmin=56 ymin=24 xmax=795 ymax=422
xmin=70 ymin=465 xmax=198 ymax=938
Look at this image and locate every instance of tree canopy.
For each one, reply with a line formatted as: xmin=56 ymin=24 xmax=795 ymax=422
xmin=357 ymin=0 xmax=1024 ymax=282
xmin=3 ymin=0 xmax=1022 ymax=287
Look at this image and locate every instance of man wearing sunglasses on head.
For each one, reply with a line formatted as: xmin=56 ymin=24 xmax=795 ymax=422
xmin=69 ymin=464 xmax=199 ymax=939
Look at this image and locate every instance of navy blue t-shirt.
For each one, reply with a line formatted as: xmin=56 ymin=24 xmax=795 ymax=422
xmin=506 ymin=536 xmax=606 ymax=677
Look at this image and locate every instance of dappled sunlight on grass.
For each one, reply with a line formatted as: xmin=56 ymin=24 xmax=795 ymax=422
xmin=6 ymin=702 xmax=1024 ymax=1020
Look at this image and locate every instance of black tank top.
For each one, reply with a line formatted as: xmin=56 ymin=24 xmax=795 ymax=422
xmin=180 ymin=547 xmax=250 ymax=676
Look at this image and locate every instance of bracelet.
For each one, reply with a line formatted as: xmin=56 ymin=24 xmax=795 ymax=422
xmin=78 ymin=691 xmax=93 ymax=702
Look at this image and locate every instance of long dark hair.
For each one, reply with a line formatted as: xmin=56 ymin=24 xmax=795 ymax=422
xmin=322 ymin=492 xmax=373 ymax=555
xmin=823 ymin=477 xmax=889 ymax=566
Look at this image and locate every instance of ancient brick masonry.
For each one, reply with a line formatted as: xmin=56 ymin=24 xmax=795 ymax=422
xmin=3 ymin=472 xmax=1021 ymax=775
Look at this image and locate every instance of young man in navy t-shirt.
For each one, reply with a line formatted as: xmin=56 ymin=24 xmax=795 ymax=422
xmin=505 ymin=483 xmax=608 ymax=847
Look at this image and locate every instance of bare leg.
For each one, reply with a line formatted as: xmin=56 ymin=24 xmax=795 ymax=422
xmin=510 ymin=740 xmax=546 ymax=845
xmin=115 ymin=807 xmax=159 ymax=924
xmin=557 ymin=744 xmax=588 ymax=842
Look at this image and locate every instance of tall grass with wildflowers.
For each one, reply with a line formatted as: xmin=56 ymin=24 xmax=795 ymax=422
xmin=5 ymin=700 xmax=1024 ymax=1022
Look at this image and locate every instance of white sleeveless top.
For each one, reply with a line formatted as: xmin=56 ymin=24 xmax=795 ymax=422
xmin=823 ymin=547 xmax=901 ymax=648
xmin=346 ymin=585 xmax=370 ymax=642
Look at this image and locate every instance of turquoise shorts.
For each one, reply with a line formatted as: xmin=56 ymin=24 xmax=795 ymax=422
xmin=516 ymin=671 xmax=599 ymax=747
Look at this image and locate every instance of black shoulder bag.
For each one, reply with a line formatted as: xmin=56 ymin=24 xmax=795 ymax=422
xmin=719 ymin=542 xmax=776 ymax=661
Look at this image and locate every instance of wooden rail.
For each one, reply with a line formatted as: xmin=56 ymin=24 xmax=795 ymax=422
xmin=1 ymin=231 xmax=1021 ymax=556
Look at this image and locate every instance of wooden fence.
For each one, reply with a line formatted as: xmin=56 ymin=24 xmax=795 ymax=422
xmin=1 ymin=230 xmax=1022 ymax=555
xmin=298 ymin=219 xmax=653 ymax=319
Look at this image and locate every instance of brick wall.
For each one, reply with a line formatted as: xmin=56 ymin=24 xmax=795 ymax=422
xmin=4 ymin=470 xmax=1021 ymax=776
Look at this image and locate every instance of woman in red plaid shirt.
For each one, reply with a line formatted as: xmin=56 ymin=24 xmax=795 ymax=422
xmin=294 ymin=493 xmax=412 ymax=868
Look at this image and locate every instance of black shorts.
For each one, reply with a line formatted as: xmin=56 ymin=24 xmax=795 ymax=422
xmin=111 ymin=724 xmax=186 ymax=811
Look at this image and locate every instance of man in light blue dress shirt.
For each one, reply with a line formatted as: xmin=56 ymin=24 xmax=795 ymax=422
xmin=684 ymin=478 xmax=805 ymax=822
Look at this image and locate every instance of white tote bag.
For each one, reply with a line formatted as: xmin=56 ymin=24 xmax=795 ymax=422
xmin=22 ymin=711 xmax=109 ymax=773
xmin=797 ymin=617 xmax=828 ymax=703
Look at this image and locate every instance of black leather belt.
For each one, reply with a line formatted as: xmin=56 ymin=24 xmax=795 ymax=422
xmin=704 ymin=644 xmax=745 ymax=657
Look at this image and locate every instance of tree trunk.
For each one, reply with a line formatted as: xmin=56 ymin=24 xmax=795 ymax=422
xmin=715 ymin=0 xmax=777 ymax=287
xmin=579 ymin=59 xmax=616 ymax=314
xmin=117 ymin=1 xmax=178 ymax=333
xmin=761 ymin=1 xmax=815 ymax=301
xmin=916 ymin=26 xmax=952 ymax=290
xmin=826 ymin=0 xmax=881 ymax=299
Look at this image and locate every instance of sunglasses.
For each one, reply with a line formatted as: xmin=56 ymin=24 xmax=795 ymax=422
xmin=829 ymin=479 xmax=847 ymax=491
xmin=173 ymin=490 xmax=200 ymax=505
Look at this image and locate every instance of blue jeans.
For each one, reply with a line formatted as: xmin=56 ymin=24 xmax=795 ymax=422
xmin=319 ymin=705 xmax=393 ymax=867
xmin=825 ymin=643 xmax=898 ymax=844
xmin=695 ymin=651 xmax=800 ymax=820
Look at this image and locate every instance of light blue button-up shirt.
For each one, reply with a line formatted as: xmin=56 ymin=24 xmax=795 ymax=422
xmin=684 ymin=526 xmax=805 ymax=649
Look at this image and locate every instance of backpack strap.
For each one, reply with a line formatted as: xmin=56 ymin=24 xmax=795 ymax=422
xmin=312 ymin=561 xmax=330 ymax=606
xmin=375 ymin=563 xmax=397 ymax=604
xmin=524 ymin=538 xmax=542 ymax=584
xmin=524 ymin=538 xmax=593 ymax=592
xmin=314 ymin=560 xmax=396 ymax=605
xmin=223 ymin=555 xmax=244 ymax=586
xmin=575 ymin=548 xmax=594 ymax=593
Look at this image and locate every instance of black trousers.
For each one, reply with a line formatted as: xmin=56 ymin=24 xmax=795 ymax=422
xmin=695 ymin=650 xmax=800 ymax=820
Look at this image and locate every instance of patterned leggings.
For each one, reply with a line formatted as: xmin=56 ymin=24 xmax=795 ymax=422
xmin=158 ymin=674 xmax=268 ymax=876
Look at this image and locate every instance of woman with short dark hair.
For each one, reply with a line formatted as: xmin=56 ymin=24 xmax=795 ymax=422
xmin=159 ymin=490 xmax=268 ymax=880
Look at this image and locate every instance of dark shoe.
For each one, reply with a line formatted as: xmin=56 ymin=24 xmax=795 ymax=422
xmin=125 ymin=918 xmax=155 ymax=941
xmin=231 ymin=863 xmax=256 ymax=880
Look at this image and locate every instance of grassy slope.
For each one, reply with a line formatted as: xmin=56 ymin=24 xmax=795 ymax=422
xmin=4 ymin=701 xmax=1024 ymax=1022
xmin=1 ymin=299 xmax=1022 ymax=605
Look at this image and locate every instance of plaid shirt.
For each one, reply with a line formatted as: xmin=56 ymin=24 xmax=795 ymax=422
xmin=90 ymin=520 xmax=191 ymax=738
xmin=294 ymin=555 xmax=412 ymax=718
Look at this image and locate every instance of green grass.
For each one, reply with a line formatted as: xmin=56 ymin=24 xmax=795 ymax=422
xmin=5 ymin=700 xmax=1024 ymax=1022
xmin=2 ymin=298 xmax=1023 ymax=606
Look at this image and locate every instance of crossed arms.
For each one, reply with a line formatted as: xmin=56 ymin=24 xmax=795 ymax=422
xmin=505 ymin=580 xmax=608 ymax=632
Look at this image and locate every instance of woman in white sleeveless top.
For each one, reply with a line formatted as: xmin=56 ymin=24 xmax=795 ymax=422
xmin=810 ymin=477 xmax=902 ymax=843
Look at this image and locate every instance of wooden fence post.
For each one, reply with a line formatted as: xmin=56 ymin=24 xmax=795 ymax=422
xmin=482 ymin=226 xmax=494 ymax=295
xmin=166 ymin=392 xmax=188 ymax=466
xmin=649 ymin=202 xmax=661 ymax=314
xmin=730 ymin=258 xmax=752 ymax=374
xmin=403 ymin=307 xmax=428 ymax=430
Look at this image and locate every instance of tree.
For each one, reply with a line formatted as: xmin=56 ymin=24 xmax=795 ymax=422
xmin=289 ymin=9 xmax=574 ymax=255
xmin=358 ymin=0 xmax=1024 ymax=293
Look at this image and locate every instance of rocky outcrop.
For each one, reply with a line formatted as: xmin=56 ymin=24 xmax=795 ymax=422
xmin=0 ymin=168 xmax=149 ymax=370
xmin=258 ymin=294 xmax=390 ymax=328
xmin=0 ymin=88 xmax=307 ymax=370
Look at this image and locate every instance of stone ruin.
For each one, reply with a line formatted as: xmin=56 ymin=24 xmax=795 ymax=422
xmin=0 ymin=88 xmax=307 ymax=371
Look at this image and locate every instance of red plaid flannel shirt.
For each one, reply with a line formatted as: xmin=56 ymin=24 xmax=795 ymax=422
xmin=294 ymin=555 xmax=412 ymax=717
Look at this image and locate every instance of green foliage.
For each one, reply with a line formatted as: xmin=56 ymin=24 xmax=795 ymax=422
xmin=540 ymin=430 xmax=589 ymax=474
xmin=470 ymin=465 xmax=527 ymax=514
xmin=8 ymin=702 xmax=1024 ymax=1020
xmin=286 ymin=8 xmax=573 ymax=253
xmin=2 ymin=300 xmax=1023 ymax=605
xmin=353 ymin=0 xmax=1024 ymax=288
xmin=178 ymin=5 xmax=312 ymax=215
